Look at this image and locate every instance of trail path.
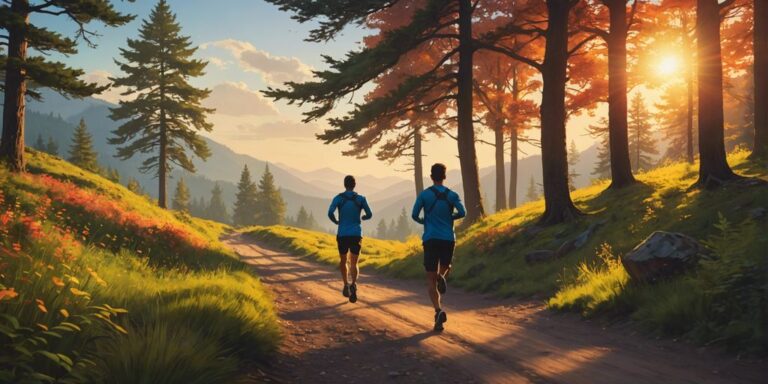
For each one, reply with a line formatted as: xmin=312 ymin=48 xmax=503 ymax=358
xmin=225 ymin=234 xmax=765 ymax=384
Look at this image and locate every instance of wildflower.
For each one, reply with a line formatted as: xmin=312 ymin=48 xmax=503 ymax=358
xmin=0 ymin=287 xmax=18 ymax=301
xmin=11 ymin=243 xmax=21 ymax=252
xmin=36 ymin=299 xmax=48 ymax=313
xmin=70 ymin=287 xmax=89 ymax=297
xmin=59 ymin=309 xmax=69 ymax=318
xmin=51 ymin=276 xmax=65 ymax=287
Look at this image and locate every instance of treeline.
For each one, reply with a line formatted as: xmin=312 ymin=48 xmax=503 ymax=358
xmin=264 ymin=0 xmax=767 ymax=227
xmin=374 ymin=208 xmax=418 ymax=241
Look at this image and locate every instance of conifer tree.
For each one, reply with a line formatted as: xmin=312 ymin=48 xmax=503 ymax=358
xmin=567 ymin=140 xmax=580 ymax=192
xmin=387 ymin=219 xmax=397 ymax=240
xmin=586 ymin=118 xmax=611 ymax=178
xmin=109 ymin=0 xmax=213 ymax=208
xmin=233 ymin=165 xmax=258 ymax=227
xmin=254 ymin=164 xmax=286 ymax=226
xmin=295 ymin=206 xmax=310 ymax=229
xmin=105 ymin=167 xmax=120 ymax=183
xmin=628 ymin=93 xmax=658 ymax=172
xmin=45 ymin=137 xmax=58 ymax=156
xmin=0 ymin=0 xmax=133 ymax=172
xmin=68 ymin=118 xmax=100 ymax=172
xmin=307 ymin=211 xmax=319 ymax=230
xmin=172 ymin=178 xmax=190 ymax=212
xmin=394 ymin=208 xmax=411 ymax=241
xmin=206 ymin=183 xmax=229 ymax=224
xmin=525 ymin=175 xmax=539 ymax=203
xmin=376 ymin=219 xmax=389 ymax=239
xmin=34 ymin=134 xmax=46 ymax=152
xmin=127 ymin=178 xmax=144 ymax=194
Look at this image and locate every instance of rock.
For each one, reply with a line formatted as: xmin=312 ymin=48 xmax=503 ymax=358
xmin=524 ymin=250 xmax=557 ymax=264
xmin=573 ymin=220 xmax=607 ymax=248
xmin=621 ymin=231 xmax=707 ymax=283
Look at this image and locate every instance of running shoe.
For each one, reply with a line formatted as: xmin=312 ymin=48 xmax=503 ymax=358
xmin=342 ymin=283 xmax=350 ymax=298
xmin=434 ymin=309 xmax=448 ymax=332
xmin=349 ymin=283 xmax=358 ymax=303
xmin=437 ymin=274 xmax=447 ymax=294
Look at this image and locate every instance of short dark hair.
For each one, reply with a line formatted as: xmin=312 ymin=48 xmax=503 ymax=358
xmin=430 ymin=163 xmax=447 ymax=181
xmin=344 ymin=175 xmax=356 ymax=189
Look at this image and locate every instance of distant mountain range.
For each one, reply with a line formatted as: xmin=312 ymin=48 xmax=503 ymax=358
xmin=21 ymin=90 xmax=599 ymax=234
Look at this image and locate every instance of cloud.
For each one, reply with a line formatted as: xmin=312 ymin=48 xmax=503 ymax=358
xmin=206 ymin=56 xmax=230 ymax=69
xmin=229 ymin=120 xmax=319 ymax=139
xmin=205 ymin=82 xmax=279 ymax=116
xmin=82 ymin=70 xmax=127 ymax=104
xmin=201 ymin=39 xmax=314 ymax=85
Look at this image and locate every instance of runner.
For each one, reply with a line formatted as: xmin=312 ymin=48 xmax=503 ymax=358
xmin=411 ymin=163 xmax=466 ymax=331
xmin=328 ymin=175 xmax=373 ymax=303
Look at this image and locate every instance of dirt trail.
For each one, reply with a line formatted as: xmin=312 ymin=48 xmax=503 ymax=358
xmin=225 ymin=235 xmax=765 ymax=384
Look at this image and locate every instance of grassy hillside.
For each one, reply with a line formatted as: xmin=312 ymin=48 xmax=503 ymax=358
xmin=0 ymin=150 xmax=279 ymax=383
xmin=249 ymin=150 xmax=767 ymax=354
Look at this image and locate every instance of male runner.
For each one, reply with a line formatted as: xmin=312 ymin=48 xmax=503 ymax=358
xmin=328 ymin=175 xmax=373 ymax=303
xmin=411 ymin=163 xmax=466 ymax=331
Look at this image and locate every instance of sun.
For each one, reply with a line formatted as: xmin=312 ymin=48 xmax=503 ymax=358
xmin=657 ymin=56 xmax=680 ymax=76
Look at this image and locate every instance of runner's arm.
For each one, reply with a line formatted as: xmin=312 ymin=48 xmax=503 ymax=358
xmin=411 ymin=195 xmax=425 ymax=224
xmin=361 ymin=197 xmax=373 ymax=220
xmin=327 ymin=197 xmax=339 ymax=224
xmin=451 ymin=193 xmax=466 ymax=220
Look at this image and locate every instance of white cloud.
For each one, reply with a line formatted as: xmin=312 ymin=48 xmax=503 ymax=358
xmin=82 ymin=70 xmax=127 ymax=104
xmin=204 ymin=82 xmax=279 ymax=116
xmin=230 ymin=120 xmax=320 ymax=139
xmin=206 ymin=56 xmax=230 ymax=69
xmin=202 ymin=39 xmax=314 ymax=85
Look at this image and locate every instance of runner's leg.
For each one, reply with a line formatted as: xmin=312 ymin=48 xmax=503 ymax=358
xmin=339 ymin=253 xmax=349 ymax=285
xmin=426 ymin=272 xmax=441 ymax=310
xmin=349 ymin=253 xmax=359 ymax=285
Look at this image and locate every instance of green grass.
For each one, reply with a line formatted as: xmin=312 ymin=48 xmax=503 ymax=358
xmin=0 ymin=150 xmax=279 ymax=383
xmin=247 ymin=149 xmax=768 ymax=353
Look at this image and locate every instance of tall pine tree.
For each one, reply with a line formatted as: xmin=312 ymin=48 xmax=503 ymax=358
xmin=34 ymin=134 xmax=46 ymax=152
xmin=172 ymin=178 xmax=190 ymax=213
xmin=0 ymin=0 xmax=132 ymax=172
xmin=376 ymin=219 xmax=389 ymax=239
xmin=254 ymin=164 xmax=286 ymax=226
xmin=45 ymin=136 xmax=59 ymax=156
xmin=206 ymin=183 xmax=230 ymax=224
xmin=68 ymin=118 xmax=99 ymax=172
xmin=567 ymin=140 xmax=580 ymax=192
xmin=628 ymin=93 xmax=657 ymax=172
xmin=109 ymin=0 xmax=213 ymax=208
xmin=233 ymin=165 xmax=258 ymax=227
xmin=586 ymin=118 xmax=611 ymax=178
xmin=525 ymin=175 xmax=539 ymax=203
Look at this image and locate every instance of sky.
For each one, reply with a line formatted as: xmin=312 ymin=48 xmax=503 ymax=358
xmin=35 ymin=0 xmax=633 ymax=178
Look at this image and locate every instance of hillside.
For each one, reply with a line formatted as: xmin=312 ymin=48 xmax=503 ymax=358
xmin=247 ymin=150 xmax=768 ymax=354
xmin=0 ymin=150 xmax=279 ymax=383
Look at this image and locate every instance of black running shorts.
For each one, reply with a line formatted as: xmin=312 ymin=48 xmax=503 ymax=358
xmin=423 ymin=239 xmax=455 ymax=272
xmin=337 ymin=236 xmax=362 ymax=255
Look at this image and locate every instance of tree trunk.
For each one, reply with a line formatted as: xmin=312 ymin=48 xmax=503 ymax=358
xmin=539 ymin=0 xmax=580 ymax=225
xmin=0 ymin=0 xmax=30 ymax=172
xmin=493 ymin=115 xmax=506 ymax=212
xmin=753 ymin=0 xmax=768 ymax=157
xmin=605 ymin=0 xmax=636 ymax=188
xmin=684 ymin=14 xmax=695 ymax=164
xmin=696 ymin=0 xmax=737 ymax=186
xmin=159 ymin=123 xmax=168 ymax=209
xmin=413 ymin=125 xmax=424 ymax=195
xmin=508 ymin=124 xmax=518 ymax=209
xmin=456 ymin=0 xmax=485 ymax=224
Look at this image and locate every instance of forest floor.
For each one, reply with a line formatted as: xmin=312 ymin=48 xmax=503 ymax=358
xmin=225 ymin=234 xmax=765 ymax=384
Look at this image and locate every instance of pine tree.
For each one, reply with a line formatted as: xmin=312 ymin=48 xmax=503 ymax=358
xmin=105 ymin=167 xmax=120 ymax=183
xmin=295 ymin=206 xmax=310 ymax=229
xmin=45 ymin=137 xmax=59 ymax=157
xmin=567 ymin=140 xmax=581 ymax=192
xmin=586 ymin=118 xmax=611 ymax=178
xmin=190 ymin=196 xmax=206 ymax=217
xmin=206 ymin=183 xmax=230 ymax=224
xmin=68 ymin=118 xmax=100 ymax=172
xmin=109 ymin=0 xmax=213 ymax=208
xmin=387 ymin=219 xmax=397 ymax=240
xmin=376 ymin=219 xmax=389 ymax=239
xmin=127 ymin=178 xmax=144 ymax=194
xmin=395 ymin=208 xmax=411 ymax=241
xmin=34 ymin=134 xmax=46 ymax=152
xmin=307 ymin=211 xmax=319 ymax=231
xmin=656 ymin=84 xmax=695 ymax=161
xmin=0 ymin=1 xmax=132 ymax=172
xmin=254 ymin=164 xmax=286 ymax=226
xmin=525 ymin=175 xmax=539 ymax=202
xmin=628 ymin=93 xmax=658 ymax=172
xmin=233 ymin=165 xmax=258 ymax=227
xmin=172 ymin=178 xmax=190 ymax=213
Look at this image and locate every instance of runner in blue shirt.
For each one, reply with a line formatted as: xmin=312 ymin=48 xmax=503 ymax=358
xmin=411 ymin=163 xmax=466 ymax=331
xmin=328 ymin=175 xmax=373 ymax=303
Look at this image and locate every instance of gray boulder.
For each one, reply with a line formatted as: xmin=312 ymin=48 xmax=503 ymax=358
xmin=621 ymin=231 xmax=707 ymax=283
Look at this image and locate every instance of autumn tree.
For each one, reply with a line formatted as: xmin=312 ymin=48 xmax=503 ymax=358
xmin=695 ymin=0 xmax=741 ymax=186
xmin=0 ymin=0 xmax=132 ymax=172
xmin=753 ymin=0 xmax=768 ymax=157
xmin=233 ymin=164 xmax=258 ymax=227
xmin=628 ymin=93 xmax=657 ymax=171
xmin=68 ymin=118 xmax=99 ymax=172
xmin=254 ymin=164 xmax=286 ymax=226
xmin=109 ymin=0 xmax=213 ymax=208
xmin=172 ymin=178 xmax=190 ymax=212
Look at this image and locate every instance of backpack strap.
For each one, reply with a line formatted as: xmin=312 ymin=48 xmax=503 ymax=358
xmin=425 ymin=186 xmax=454 ymax=215
xmin=338 ymin=192 xmax=362 ymax=211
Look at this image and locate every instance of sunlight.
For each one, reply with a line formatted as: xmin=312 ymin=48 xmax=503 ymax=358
xmin=656 ymin=55 xmax=680 ymax=77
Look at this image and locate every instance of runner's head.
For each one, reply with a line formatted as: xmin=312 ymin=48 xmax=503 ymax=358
xmin=430 ymin=163 xmax=447 ymax=184
xmin=344 ymin=175 xmax=356 ymax=191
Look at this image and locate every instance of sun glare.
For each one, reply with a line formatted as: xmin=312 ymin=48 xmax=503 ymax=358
xmin=657 ymin=56 xmax=680 ymax=76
